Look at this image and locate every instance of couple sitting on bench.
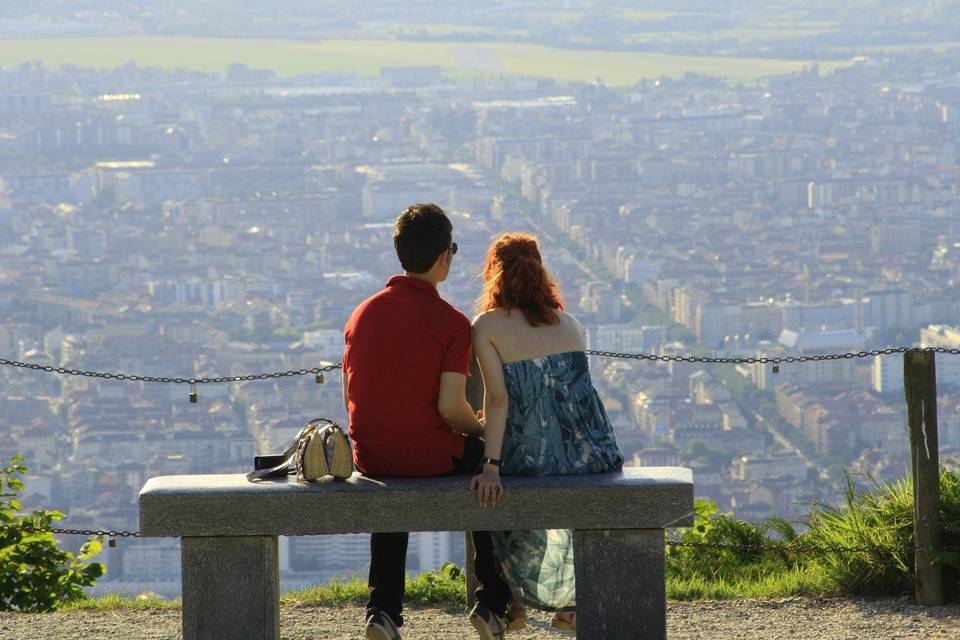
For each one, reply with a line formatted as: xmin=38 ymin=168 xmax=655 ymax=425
xmin=343 ymin=203 xmax=624 ymax=640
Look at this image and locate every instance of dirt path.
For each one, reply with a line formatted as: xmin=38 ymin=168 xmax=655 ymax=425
xmin=1 ymin=598 xmax=958 ymax=639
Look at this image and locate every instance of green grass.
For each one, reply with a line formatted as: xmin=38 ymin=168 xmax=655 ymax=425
xmin=668 ymin=565 xmax=830 ymax=600
xmin=62 ymin=592 xmax=180 ymax=611
xmin=493 ymin=43 xmax=845 ymax=85
xmin=0 ymin=37 xmax=848 ymax=85
xmin=282 ymin=576 xmax=369 ymax=607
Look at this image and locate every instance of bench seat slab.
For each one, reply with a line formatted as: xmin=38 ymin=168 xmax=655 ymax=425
xmin=181 ymin=536 xmax=280 ymax=640
xmin=140 ymin=467 xmax=694 ymax=537
xmin=574 ymin=529 xmax=666 ymax=640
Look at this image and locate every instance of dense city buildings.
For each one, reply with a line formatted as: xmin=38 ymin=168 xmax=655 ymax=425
xmin=1 ymin=12 xmax=960 ymax=595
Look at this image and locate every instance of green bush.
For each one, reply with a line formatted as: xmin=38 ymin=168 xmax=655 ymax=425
xmin=0 ymin=455 xmax=105 ymax=611
xmin=666 ymin=499 xmax=808 ymax=587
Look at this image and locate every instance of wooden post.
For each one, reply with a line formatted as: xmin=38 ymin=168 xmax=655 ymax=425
xmin=903 ymin=351 xmax=944 ymax=605
xmin=464 ymin=354 xmax=484 ymax=609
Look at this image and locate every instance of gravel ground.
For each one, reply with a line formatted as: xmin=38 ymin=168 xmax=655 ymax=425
xmin=1 ymin=598 xmax=958 ymax=639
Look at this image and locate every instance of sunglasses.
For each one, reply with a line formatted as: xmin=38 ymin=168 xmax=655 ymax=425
xmin=449 ymin=242 xmax=458 ymax=255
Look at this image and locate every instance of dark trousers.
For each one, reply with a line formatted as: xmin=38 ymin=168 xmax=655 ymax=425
xmin=366 ymin=435 xmax=512 ymax=626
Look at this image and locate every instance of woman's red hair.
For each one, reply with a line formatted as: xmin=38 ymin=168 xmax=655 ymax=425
xmin=477 ymin=233 xmax=565 ymax=327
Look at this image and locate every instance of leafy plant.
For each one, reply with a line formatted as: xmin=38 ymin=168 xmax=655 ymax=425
xmin=0 ymin=455 xmax=105 ymax=611
xmin=406 ymin=562 xmax=466 ymax=606
xmin=667 ymin=498 xmax=803 ymax=584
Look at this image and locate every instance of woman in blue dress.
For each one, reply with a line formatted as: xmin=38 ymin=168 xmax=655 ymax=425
xmin=467 ymin=232 xmax=624 ymax=637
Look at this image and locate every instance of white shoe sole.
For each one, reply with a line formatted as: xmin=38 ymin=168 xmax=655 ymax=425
xmin=365 ymin=625 xmax=398 ymax=640
xmin=470 ymin=614 xmax=501 ymax=640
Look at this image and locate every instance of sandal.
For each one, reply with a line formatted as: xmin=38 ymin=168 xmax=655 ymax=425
xmin=550 ymin=612 xmax=576 ymax=631
xmin=505 ymin=600 xmax=527 ymax=631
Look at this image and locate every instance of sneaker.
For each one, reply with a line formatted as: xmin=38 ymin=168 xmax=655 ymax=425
xmin=365 ymin=610 xmax=401 ymax=640
xmin=469 ymin=603 xmax=507 ymax=640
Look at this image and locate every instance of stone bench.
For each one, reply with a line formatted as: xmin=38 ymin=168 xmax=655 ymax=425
xmin=139 ymin=466 xmax=693 ymax=640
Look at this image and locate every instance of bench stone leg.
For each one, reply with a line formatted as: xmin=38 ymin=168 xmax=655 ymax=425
xmin=574 ymin=529 xmax=666 ymax=640
xmin=181 ymin=536 xmax=280 ymax=640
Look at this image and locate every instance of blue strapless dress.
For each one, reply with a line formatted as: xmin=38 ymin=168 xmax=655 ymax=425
xmin=491 ymin=350 xmax=623 ymax=611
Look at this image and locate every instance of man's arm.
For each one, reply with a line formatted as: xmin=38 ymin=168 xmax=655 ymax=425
xmin=342 ymin=368 xmax=349 ymax=414
xmin=438 ymin=372 xmax=484 ymax=435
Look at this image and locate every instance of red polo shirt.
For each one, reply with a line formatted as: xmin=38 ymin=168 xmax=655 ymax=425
xmin=343 ymin=275 xmax=471 ymax=477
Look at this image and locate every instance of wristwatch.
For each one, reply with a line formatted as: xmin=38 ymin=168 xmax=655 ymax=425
xmin=481 ymin=457 xmax=502 ymax=468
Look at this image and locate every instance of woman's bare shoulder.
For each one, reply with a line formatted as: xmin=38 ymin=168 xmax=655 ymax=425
xmin=472 ymin=308 xmax=508 ymax=330
xmin=473 ymin=307 xmax=513 ymax=321
xmin=556 ymin=311 xmax=587 ymax=347
xmin=557 ymin=310 xmax=584 ymax=330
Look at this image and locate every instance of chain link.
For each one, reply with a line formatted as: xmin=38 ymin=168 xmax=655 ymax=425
xmin=665 ymin=540 xmax=960 ymax=554
xmin=583 ymin=346 xmax=958 ymax=365
xmin=0 ymin=359 xmax=342 ymax=385
xmin=3 ymin=521 xmax=140 ymax=538
xmin=1 ymin=347 xmax=958 ymax=386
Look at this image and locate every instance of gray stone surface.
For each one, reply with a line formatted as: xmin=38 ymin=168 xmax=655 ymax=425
xmin=139 ymin=467 xmax=693 ymax=536
xmin=574 ymin=529 xmax=666 ymax=640
xmin=181 ymin=536 xmax=279 ymax=640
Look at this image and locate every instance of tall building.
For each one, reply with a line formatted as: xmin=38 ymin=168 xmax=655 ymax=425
xmin=919 ymin=325 xmax=960 ymax=387
xmin=871 ymin=353 xmax=904 ymax=395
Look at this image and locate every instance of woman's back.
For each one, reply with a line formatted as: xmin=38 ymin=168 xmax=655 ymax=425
xmin=500 ymin=350 xmax=623 ymax=476
xmin=477 ymin=307 xmax=585 ymax=364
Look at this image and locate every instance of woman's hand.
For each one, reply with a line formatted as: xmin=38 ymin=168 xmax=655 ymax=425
xmin=470 ymin=468 xmax=504 ymax=508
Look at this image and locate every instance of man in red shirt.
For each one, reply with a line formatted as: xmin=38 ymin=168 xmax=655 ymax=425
xmin=343 ymin=203 xmax=512 ymax=640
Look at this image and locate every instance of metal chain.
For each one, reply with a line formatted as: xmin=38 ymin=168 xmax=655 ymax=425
xmin=0 ymin=359 xmax=342 ymax=385
xmin=3 ymin=521 xmax=140 ymax=538
xmin=1 ymin=347 xmax=956 ymax=387
xmin=0 ymin=345 xmax=956 ymax=548
xmin=584 ymin=346 xmax=960 ymax=365
xmin=665 ymin=539 xmax=960 ymax=554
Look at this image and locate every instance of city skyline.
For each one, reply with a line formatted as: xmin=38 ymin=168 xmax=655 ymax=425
xmin=1 ymin=2 xmax=959 ymax=597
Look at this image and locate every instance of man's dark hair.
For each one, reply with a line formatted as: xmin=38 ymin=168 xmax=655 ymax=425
xmin=393 ymin=203 xmax=452 ymax=274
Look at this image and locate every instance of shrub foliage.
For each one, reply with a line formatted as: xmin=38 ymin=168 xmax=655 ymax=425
xmin=669 ymin=464 xmax=960 ymax=599
xmin=0 ymin=456 xmax=105 ymax=611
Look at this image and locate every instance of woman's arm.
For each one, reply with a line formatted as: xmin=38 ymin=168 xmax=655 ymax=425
xmin=470 ymin=317 xmax=509 ymax=507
